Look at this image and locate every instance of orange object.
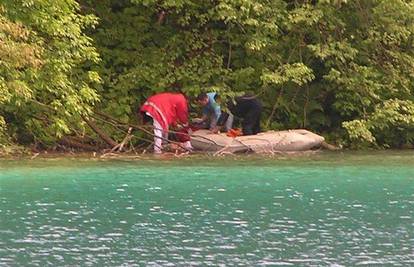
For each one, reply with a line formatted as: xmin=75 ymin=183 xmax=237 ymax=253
xmin=226 ymin=128 xmax=243 ymax=137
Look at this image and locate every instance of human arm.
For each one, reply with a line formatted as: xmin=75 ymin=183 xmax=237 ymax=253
xmin=200 ymin=114 xmax=208 ymax=122
xmin=192 ymin=111 xmax=208 ymax=123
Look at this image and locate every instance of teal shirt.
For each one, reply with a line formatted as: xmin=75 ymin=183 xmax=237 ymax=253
xmin=202 ymin=92 xmax=221 ymax=128
xmin=203 ymin=92 xmax=221 ymax=121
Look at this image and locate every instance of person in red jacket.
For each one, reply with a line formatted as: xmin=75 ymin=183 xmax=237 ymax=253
xmin=140 ymin=92 xmax=192 ymax=153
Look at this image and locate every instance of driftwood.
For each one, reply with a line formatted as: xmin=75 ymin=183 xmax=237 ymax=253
xmin=110 ymin=127 xmax=133 ymax=153
xmin=82 ymin=116 xmax=118 ymax=147
xmin=30 ymin=153 xmax=40 ymax=160
xmin=93 ymin=111 xmax=191 ymax=152
xmin=321 ymin=141 xmax=340 ymax=151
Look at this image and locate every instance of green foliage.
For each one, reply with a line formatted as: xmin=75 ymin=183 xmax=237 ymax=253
xmin=0 ymin=0 xmax=100 ymax=146
xmin=343 ymin=119 xmax=376 ymax=145
xmin=0 ymin=116 xmax=8 ymax=146
xmin=262 ymin=63 xmax=315 ymax=86
xmin=344 ymin=99 xmax=414 ymax=147
xmin=2 ymin=0 xmax=414 ymax=149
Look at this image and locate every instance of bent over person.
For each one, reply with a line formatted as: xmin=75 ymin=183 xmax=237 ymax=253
xmin=227 ymin=95 xmax=262 ymax=135
xmin=140 ymin=92 xmax=192 ymax=153
xmin=195 ymin=92 xmax=233 ymax=132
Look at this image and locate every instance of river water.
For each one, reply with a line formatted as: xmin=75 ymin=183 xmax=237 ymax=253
xmin=0 ymin=151 xmax=413 ymax=266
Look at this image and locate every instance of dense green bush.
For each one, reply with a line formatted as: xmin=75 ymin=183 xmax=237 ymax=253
xmin=1 ymin=0 xmax=414 ymax=149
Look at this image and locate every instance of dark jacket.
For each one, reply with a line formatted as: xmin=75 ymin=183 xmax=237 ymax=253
xmin=228 ymin=95 xmax=262 ymax=118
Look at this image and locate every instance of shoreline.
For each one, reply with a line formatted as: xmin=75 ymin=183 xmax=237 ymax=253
xmin=0 ymin=149 xmax=322 ymax=160
xmin=0 ymin=148 xmax=412 ymax=161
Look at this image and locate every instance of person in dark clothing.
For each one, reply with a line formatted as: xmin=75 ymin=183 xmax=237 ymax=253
xmin=219 ymin=95 xmax=262 ymax=135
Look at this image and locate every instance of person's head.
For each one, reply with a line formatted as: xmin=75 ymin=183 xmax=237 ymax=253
xmin=195 ymin=93 xmax=209 ymax=106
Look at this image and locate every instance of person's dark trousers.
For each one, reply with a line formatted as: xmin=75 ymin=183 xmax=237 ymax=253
xmin=242 ymin=109 xmax=261 ymax=135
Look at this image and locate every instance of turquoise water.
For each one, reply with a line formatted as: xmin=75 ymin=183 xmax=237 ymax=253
xmin=1 ymin=152 xmax=414 ymax=266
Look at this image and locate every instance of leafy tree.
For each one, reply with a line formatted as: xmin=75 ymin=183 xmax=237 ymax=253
xmin=0 ymin=0 xmax=100 ymax=148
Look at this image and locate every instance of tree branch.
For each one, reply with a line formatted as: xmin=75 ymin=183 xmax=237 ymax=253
xmin=82 ymin=116 xmax=118 ymax=147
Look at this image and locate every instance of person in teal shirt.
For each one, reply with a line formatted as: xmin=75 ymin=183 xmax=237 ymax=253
xmin=195 ymin=92 xmax=233 ymax=132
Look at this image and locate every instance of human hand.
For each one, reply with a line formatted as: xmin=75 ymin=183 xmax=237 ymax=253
xmin=209 ymin=127 xmax=219 ymax=134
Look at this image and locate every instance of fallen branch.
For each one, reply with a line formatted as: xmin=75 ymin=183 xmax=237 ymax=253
xmin=321 ymin=141 xmax=340 ymax=151
xmin=83 ymin=116 xmax=118 ymax=147
xmin=93 ymin=111 xmax=191 ymax=152
xmin=100 ymin=152 xmax=118 ymax=158
xmin=30 ymin=152 xmax=40 ymax=160
xmin=110 ymin=127 xmax=133 ymax=153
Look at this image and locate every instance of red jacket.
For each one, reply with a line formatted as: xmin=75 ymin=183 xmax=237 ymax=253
xmin=140 ymin=93 xmax=188 ymax=131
